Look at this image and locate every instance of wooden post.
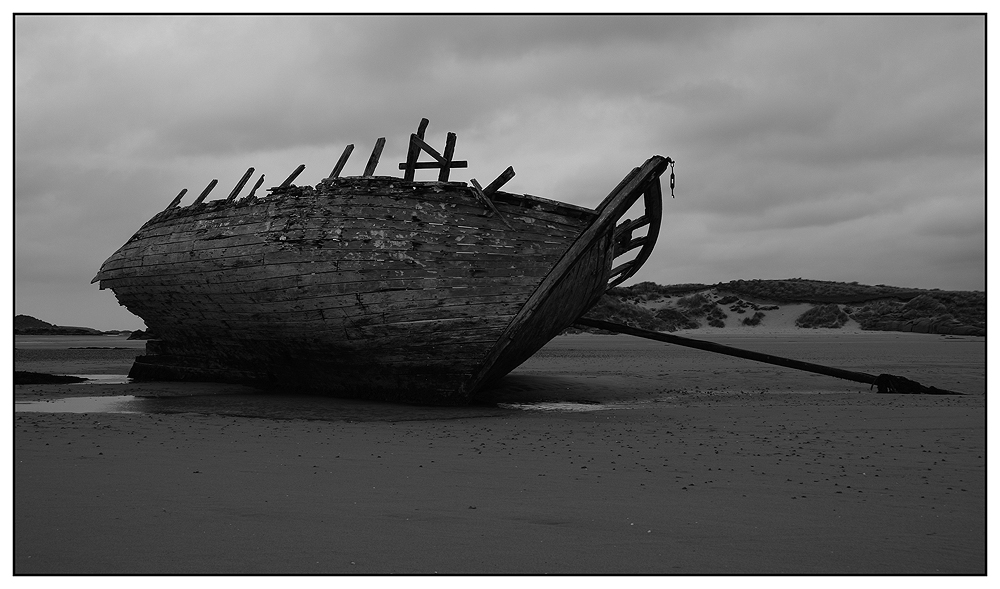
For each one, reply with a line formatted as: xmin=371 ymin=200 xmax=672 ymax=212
xmin=226 ymin=167 xmax=255 ymax=202
xmin=192 ymin=179 xmax=218 ymax=206
xmin=403 ymin=118 xmax=432 ymax=181
xmin=279 ymin=164 xmax=306 ymax=188
xmin=165 ymin=188 xmax=187 ymax=210
xmin=482 ymin=166 xmax=516 ymax=196
xmin=403 ymin=135 xmax=421 ymax=182
xmin=364 ymin=137 xmax=386 ymax=177
xmin=329 ymin=144 xmax=354 ymax=178
xmin=398 ymin=133 xmax=468 ymax=178
xmin=438 ymin=132 xmax=457 ymax=182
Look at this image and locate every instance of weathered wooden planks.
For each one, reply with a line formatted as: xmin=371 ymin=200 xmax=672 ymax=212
xmin=95 ymin=154 xmax=672 ymax=404
xmin=94 ymin=183 xmax=587 ymax=284
xmin=96 ymin=175 xmax=588 ymax=403
xmin=122 ymin=186 xmax=590 ymax=243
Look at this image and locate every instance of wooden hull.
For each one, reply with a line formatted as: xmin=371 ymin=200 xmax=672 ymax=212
xmin=94 ymin=158 xmax=671 ymax=404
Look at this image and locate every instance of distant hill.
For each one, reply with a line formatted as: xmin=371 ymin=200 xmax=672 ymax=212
xmin=575 ymin=279 xmax=985 ymax=336
xmin=14 ymin=314 xmax=129 ymax=336
xmin=14 ymin=315 xmax=54 ymax=330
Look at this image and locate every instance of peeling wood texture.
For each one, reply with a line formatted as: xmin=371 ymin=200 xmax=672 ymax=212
xmin=94 ymin=154 xmax=671 ymax=404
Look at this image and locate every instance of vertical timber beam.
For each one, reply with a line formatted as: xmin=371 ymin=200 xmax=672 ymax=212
xmin=364 ymin=137 xmax=386 ymax=177
xmin=438 ymin=132 xmax=457 ymax=182
xmin=402 ymin=119 xmax=429 ymax=181
xmin=402 ymin=118 xmax=431 ymax=181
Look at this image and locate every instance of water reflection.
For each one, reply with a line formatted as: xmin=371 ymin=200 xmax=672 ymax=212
xmin=16 ymin=396 xmax=142 ymax=414
xmin=69 ymin=374 xmax=132 ymax=385
xmin=15 ymin=393 xmax=517 ymax=422
xmin=16 ymin=393 xmax=671 ymax=419
xmin=497 ymin=401 xmax=609 ymax=412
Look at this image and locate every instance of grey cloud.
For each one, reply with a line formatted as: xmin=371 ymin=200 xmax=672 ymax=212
xmin=14 ymin=15 xmax=985 ymax=330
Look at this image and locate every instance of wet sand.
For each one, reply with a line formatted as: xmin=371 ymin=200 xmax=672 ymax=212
xmin=13 ymin=333 xmax=986 ymax=574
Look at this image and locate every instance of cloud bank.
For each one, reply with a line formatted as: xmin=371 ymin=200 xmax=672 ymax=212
xmin=14 ymin=15 xmax=985 ymax=329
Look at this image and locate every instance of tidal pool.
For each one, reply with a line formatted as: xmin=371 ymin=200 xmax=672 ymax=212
xmin=16 ymin=396 xmax=141 ymax=414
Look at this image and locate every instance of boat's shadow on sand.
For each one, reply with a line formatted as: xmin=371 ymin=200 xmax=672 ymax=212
xmin=477 ymin=374 xmax=656 ymax=405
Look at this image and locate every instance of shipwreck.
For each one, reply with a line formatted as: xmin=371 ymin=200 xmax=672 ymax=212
xmin=94 ymin=119 xmax=674 ymax=404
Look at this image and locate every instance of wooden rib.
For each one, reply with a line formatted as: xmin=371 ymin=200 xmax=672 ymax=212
xmin=483 ymin=166 xmax=515 ymax=196
xmin=165 ymin=189 xmax=187 ymax=210
xmin=614 ymin=215 xmax=651 ymax=238
xmin=608 ymin=179 xmax=662 ymax=288
xmin=191 ymin=180 xmax=218 ymax=206
xmin=245 ymin=175 xmax=265 ymax=200
xmin=226 ymin=167 xmax=255 ymax=202
xmin=608 ymin=260 xmax=634 ymax=280
xmin=403 ymin=118 xmax=433 ymax=181
xmin=614 ymin=235 xmax=648 ymax=257
xmin=279 ymin=164 xmax=306 ymax=188
xmin=364 ymin=138 xmax=386 ymax=177
xmin=329 ymin=144 xmax=355 ymax=178
xmin=469 ymin=179 xmax=513 ymax=229
xmin=402 ymin=134 xmax=421 ymax=181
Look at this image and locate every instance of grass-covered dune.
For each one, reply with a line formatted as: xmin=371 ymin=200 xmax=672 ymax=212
xmin=575 ymin=278 xmax=984 ymax=336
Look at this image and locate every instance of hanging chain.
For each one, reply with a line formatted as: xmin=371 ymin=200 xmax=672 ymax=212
xmin=669 ymin=160 xmax=676 ymax=198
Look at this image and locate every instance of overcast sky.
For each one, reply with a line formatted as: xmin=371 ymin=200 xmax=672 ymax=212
xmin=13 ymin=14 xmax=985 ymax=330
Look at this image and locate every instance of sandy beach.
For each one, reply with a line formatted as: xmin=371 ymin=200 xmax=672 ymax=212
xmin=13 ymin=332 xmax=986 ymax=574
